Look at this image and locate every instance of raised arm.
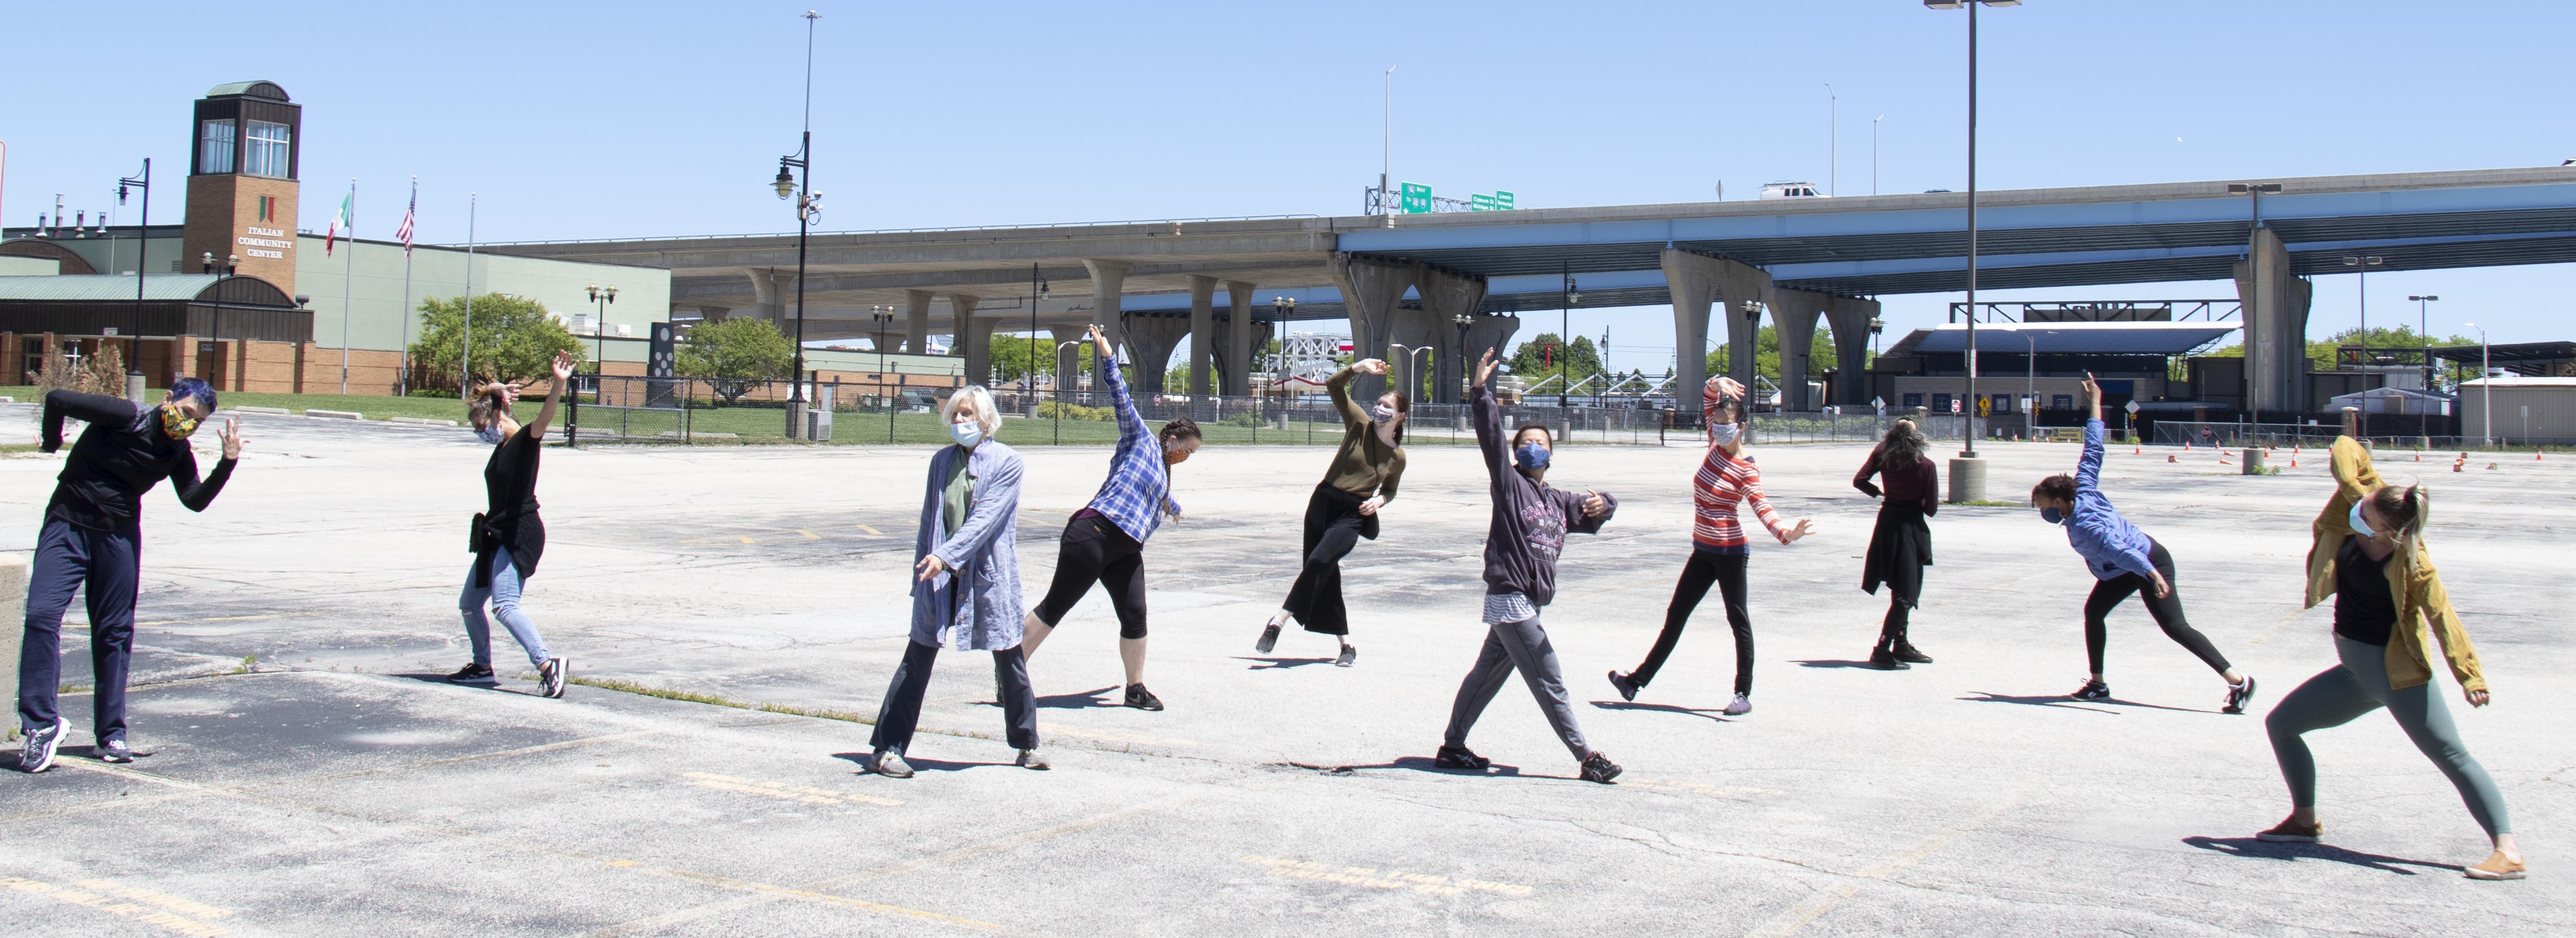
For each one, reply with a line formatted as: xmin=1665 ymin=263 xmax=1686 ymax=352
xmin=1470 ymin=350 xmax=1508 ymax=482
xmin=933 ymin=450 xmax=1024 ymax=570
xmin=1560 ymin=488 xmax=1617 ymax=536
xmin=1703 ymin=376 xmax=1745 ymax=446
xmin=523 ymin=351 xmax=578 ymax=441
xmin=169 ymin=419 xmax=243 ymax=512
xmin=1738 ymin=463 xmax=1795 ymax=544
xmin=1327 ymin=364 xmax=1367 ymax=427
xmin=2074 ymin=373 xmax=2107 ymax=493
xmin=1100 ymin=344 xmax=1147 ymax=449
xmin=41 ymin=390 xmax=136 ymax=451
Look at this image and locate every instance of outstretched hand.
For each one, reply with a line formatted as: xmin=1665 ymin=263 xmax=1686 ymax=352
xmin=2081 ymin=371 xmax=2103 ymax=419
xmin=1709 ymin=375 xmax=1747 ymax=401
xmin=1087 ymin=323 xmax=1113 ymax=358
xmin=551 ymin=351 xmax=578 ymax=385
xmin=2467 ymin=688 xmax=2491 ymax=708
xmin=1782 ymin=518 xmax=1814 ymax=544
xmin=216 ymin=417 xmax=243 ymax=460
xmin=1581 ymin=490 xmax=1608 ymax=518
xmin=1354 ymin=358 xmax=1390 ymax=376
xmin=1473 ymin=349 xmax=1498 ymax=387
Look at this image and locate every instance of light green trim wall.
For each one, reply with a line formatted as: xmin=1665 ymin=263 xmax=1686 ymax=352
xmin=294 ymin=236 xmax=672 ymax=359
xmin=0 ymin=257 xmax=58 ymax=275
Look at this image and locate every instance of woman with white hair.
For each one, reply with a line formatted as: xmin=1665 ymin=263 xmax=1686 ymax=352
xmin=868 ymin=386 xmax=1045 ymax=779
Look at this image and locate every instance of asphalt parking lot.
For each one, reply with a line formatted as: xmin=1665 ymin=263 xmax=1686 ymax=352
xmin=1 ymin=407 xmax=2569 ymax=936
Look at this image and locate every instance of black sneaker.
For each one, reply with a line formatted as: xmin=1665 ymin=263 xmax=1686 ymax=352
xmin=1255 ymin=622 xmax=1281 ymax=654
xmin=98 ymin=739 xmax=136 ymax=763
xmin=1434 ymin=745 xmax=1491 ymax=771
xmin=1894 ymin=643 xmax=1934 ymax=665
xmin=446 ymin=662 xmax=495 ymax=683
xmin=539 ymin=658 xmax=568 ymax=699
xmin=2223 ymin=675 xmax=2259 ymax=715
xmin=1335 ymin=645 xmax=1356 ymax=668
xmin=1607 ymin=670 xmax=1640 ymax=702
xmin=1124 ymin=684 xmax=1165 ymax=711
xmin=1579 ymin=751 xmax=1624 ymax=784
xmin=1868 ymin=647 xmax=1911 ymax=671
xmin=18 ymin=718 xmax=66 ymax=774
xmin=2069 ymin=678 xmax=2111 ymax=702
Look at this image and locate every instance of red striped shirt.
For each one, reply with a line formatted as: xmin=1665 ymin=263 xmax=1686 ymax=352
xmin=1696 ymin=379 xmax=1787 ymax=551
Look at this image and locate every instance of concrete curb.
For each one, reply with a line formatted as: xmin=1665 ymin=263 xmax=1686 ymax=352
xmin=234 ymin=406 xmax=291 ymax=415
xmin=388 ymin=416 xmax=460 ymax=427
xmin=306 ymin=409 xmax=364 ymax=420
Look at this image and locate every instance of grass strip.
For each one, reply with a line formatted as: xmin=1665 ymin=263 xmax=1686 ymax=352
xmin=564 ymin=674 xmax=876 ymax=726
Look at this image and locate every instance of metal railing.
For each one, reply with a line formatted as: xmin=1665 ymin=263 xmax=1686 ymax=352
xmin=568 ymin=375 xmax=1676 ymax=446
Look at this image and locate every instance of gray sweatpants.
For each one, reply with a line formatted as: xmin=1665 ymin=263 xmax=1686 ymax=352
xmin=1443 ymin=613 xmax=1591 ymax=761
xmin=2266 ymin=635 xmax=2512 ymax=836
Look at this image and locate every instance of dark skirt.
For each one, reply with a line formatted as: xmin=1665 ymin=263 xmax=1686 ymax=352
xmin=1861 ymin=501 xmax=1931 ymax=608
xmin=1281 ymin=483 xmax=1378 ymax=636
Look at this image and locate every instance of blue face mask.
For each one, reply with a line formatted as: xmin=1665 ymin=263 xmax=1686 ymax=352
xmin=1515 ymin=442 xmax=1551 ymax=471
xmin=478 ymin=423 xmax=508 ymax=445
xmin=950 ymin=420 xmax=985 ymax=449
xmin=2040 ymin=506 xmax=2065 ymax=525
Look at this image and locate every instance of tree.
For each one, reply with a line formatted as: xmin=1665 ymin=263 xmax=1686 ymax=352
xmin=1507 ymin=333 xmax=1605 ymax=392
xmin=988 ymin=335 xmax=1084 ymax=385
xmin=2197 ymin=325 xmax=2478 ymax=388
xmin=410 ymin=293 xmax=585 ymax=392
xmin=676 ymin=316 xmax=794 ymax=403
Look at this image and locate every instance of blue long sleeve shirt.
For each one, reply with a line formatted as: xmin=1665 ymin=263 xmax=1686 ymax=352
xmin=1081 ymin=350 xmax=1180 ymax=542
xmin=2064 ymin=419 xmax=2159 ymax=581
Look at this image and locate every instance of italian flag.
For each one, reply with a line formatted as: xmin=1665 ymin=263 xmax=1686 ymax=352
xmin=325 ymin=188 xmax=353 ymax=256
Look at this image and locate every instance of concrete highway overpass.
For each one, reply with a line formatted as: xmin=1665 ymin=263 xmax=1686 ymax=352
xmin=486 ymin=165 xmax=2576 ymax=412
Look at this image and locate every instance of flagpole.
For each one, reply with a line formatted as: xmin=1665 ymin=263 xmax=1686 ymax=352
xmin=462 ymin=194 xmax=476 ymax=394
xmin=398 ymin=176 xmax=415 ymax=397
xmin=340 ymin=178 xmax=355 ymax=394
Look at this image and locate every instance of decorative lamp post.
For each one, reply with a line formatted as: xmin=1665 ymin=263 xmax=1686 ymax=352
xmin=1739 ymin=299 xmax=1765 ymax=412
xmin=2409 ymin=294 xmax=2439 ymax=438
xmin=115 ymin=159 xmax=150 ymax=403
xmin=773 ymin=10 xmax=823 ymax=439
xmin=2341 ymin=255 xmax=2382 ymax=375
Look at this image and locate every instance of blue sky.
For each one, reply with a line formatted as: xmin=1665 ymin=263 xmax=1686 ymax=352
xmin=5 ymin=0 xmax=2570 ymax=368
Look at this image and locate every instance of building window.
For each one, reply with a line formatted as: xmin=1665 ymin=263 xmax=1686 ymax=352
xmin=1902 ymin=393 xmax=1922 ymax=409
xmin=1932 ymin=393 xmax=1954 ymax=412
xmin=199 ymin=120 xmax=236 ymax=174
xmin=245 ymin=120 xmax=291 ymax=178
xmin=2052 ymin=394 xmax=2074 ymax=410
xmin=1992 ymin=394 xmax=2015 ymax=414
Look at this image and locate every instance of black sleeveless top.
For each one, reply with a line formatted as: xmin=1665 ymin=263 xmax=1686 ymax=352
xmin=2333 ymin=539 xmax=2397 ymax=646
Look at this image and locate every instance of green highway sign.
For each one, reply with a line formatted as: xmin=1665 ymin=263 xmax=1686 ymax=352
xmin=1495 ymin=190 xmax=1513 ymax=210
xmin=1400 ymin=183 xmax=1433 ymax=214
xmin=1470 ymin=193 xmax=1496 ymax=211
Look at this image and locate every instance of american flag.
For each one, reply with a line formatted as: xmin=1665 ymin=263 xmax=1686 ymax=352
xmin=394 ymin=180 xmax=416 ymax=254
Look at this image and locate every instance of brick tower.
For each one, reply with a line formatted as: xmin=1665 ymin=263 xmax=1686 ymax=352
xmin=181 ymin=81 xmax=301 ymax=294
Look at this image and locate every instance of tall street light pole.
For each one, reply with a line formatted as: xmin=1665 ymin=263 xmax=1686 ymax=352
xmin=2409 ymin=294 xmax=2440 ymax=438
xmin=115 ymin=159 xmax=150 ymax=403
xmin=2464 ymin=322 xmax=2490 ymax=446
xmin=773 ymin=10 xmax=823 ymax=440
xmin=2342 ymin=255 xmax=2382 ymax=377
xmin=1561 ymin=264 xmax=1581 ymax=409
xmin=1925 ymin=0 xmax=2017 ymax=500
xmin=1825 ymin=83 xmax=1837 ymax=196
xmin=1873 ymin=114 xmax=1884 ymax=196
xmin=1382 ymin=66 xmax=1397 ymax=214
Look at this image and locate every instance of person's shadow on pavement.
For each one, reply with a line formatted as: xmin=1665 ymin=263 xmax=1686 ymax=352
xmin=2182 ymin=836 xmax=2460 ymax=876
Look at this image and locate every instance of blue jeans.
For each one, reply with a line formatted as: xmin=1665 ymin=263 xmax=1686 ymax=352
xmin=17 ymin=518 xmax=138 ymax=742
xmin=460 ymin=552 xmax=550 ymax=669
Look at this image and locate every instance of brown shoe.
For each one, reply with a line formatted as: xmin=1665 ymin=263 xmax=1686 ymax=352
xmin=2256 ymin=818 xmax=2322 ymax=843
xmin=2466 ymin=852 xmax=2526 ymax=880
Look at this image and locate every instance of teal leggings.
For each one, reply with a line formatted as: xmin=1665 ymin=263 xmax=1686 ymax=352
xmin=2266 ymin=636 xmax=2511 ymax=836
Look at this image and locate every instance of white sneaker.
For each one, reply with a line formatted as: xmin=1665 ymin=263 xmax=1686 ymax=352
xmin=1722 ymin=693 xmax=1752 ymax=716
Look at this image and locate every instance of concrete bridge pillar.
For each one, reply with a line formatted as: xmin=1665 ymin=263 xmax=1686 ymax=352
xmin=1326 ymin=253 xmax=1422 ymax=403
xmin=1187 ymin=276 xmax=1217 ymax=397
xmin=2234 ymin=228 xmax=2313 ymax=418
xmin=1463 ymin=313 xmax=1521 ymax=394
xmin=1825 ymin=295 xmax=1880 ymax=406
xmin=1769 ymin=288 xmax=1830 ymax=412
xmin=748 ymin=269 xmax=793 ymax=328
xmin=1417 ymin=267 xmax=1489 ymax=403
xmin=904 ymin=290 xmax=934 ymax=354
xmin=697 ymin=306 xmax=731 ymax=323
xmin=1125 ymin=316 xmax=1189 ymax=394
xmin=1661 ymin=250 xmax=1772 ymax=414
xmin=946 ymin=293 xmax=986 ymax=382
xmin=1082 ymin=259 xmax=1134 ymax=357
xmin=1222 ymin=281 xmax=1256 ymax=397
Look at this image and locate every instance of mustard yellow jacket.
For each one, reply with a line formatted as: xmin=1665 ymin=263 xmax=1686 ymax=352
xmin=2304 ymin=437 xmax=2486 ymax=693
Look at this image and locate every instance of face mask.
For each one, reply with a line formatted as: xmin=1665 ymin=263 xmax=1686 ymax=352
xmin=1709 ymin=423 xmax=1742 ymax=446
xmin=2040 ymin=507 xmax=2065 ymax=525
xmin=477 ymin=423 xmax=508 ymax=445
xmin=1372 ymin=404 xmax=1397 ymax=423
xmin=950 ymin=420 xmax=985 ymax=448
xmin=158 ymin=405 xmax=201 ymax=440
xmin=1515 ymin=442 xmax=1551 ymax=471
xmin=2347 ymin=501 xmax=2378 ymax=539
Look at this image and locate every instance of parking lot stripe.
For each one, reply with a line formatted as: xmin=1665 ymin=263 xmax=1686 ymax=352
xmin=1742 ymin=783 xmax=2030 ymax=938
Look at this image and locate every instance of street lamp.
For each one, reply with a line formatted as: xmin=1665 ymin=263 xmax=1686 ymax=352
xmin=2342 ymin=255 xmax=2382 ymax=376
xmin=585 ymin=283 xmax=617 ymax=394
xmin=773 ymin=10 xmax=823 ymax=439
xmin=1825 ymin=82 xmax=1837 ymax=197
xmin=1560 ymin=267 xmax=1581 ymax=409
xmin=1029 ymin=265 xmax=1050 ymax=401
xmin=115 ymin=159 xmax=150 ymax=403
xmin=2409 ymin=292 xmax=2440 ymax=392
xmin=1873 ymin=114 xmax=1885 ymax=196
xmin=1452 ymin=312 xmax=1476 ymax=399
xmin=1271 ymin=297 xmax=1296 ymax=384
xmin=1739 ymin=299 xmax=1765 ymax=412
xmin=869 ymin=305 xmax=898 ymax=441
xmin=201 ymin=252 xmax=238 ymax=389
xmin=1925 ymin=0 xmax=2017 ymax=492
xmin=2465 ymin=322 xmax=2491 ymax=446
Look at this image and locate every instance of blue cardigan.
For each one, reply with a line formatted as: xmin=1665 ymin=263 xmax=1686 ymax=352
xmin=910 ymin=440 xmax=1026 ymax=650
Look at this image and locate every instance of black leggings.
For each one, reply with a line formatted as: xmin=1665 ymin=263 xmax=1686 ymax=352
xmin=2084 ymin=540 xmax=2231 ymax=676
xmin=1032 ymin=513 xmax=1148 ymax=639
xmin=1630 ymin=550 xmax=1755 ymax=694
xmin=1282 ymin=484 xmax=1370 ymax=636
xmin=1880 ymin=597 xmax=1912 ymax=646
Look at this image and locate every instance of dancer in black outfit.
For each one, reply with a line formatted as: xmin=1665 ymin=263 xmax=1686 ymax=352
xmin=446 ymin=351 xmax=577 ymax=700
xmin=1856 ymin=418 xmax=1939 ymax=670
xmin=17 ymin=379 xmax=241 ymax=772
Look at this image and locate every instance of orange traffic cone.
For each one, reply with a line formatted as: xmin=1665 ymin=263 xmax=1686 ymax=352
xmin=2488 ymin=462 xmax=2500 ymax=471
xmin=2290 ymin=456 xmax=2299 ymax=469
xmin=2166 ymin=454 xmax=2178 ymax=463
xmin=2414 ymin=452 xmax=2422 ymax=462
xmin=2452 ymin=457 xmax=2466 ymax=472
xmin=2133 ymin=446 xmax=2142 ymax=455
xmin=2539 ymin=449 xmax=2547 ymax=461
xmin=2184 ymin=441 xmax=2192 ymax=451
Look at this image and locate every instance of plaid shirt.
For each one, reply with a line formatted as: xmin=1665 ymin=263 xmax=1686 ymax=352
xmin=1084 ymin=351 xmax=1180 ymax=542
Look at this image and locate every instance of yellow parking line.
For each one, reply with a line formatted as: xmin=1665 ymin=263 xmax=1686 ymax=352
xmin=855 ymin=524 xmax=884 ymax=536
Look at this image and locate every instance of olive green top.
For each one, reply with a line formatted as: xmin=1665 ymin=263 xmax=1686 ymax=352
xmin=1320 ymin=366 xmax=1406 ymax=502
xmin=941 ymin=450 xmax=975 ymax=536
